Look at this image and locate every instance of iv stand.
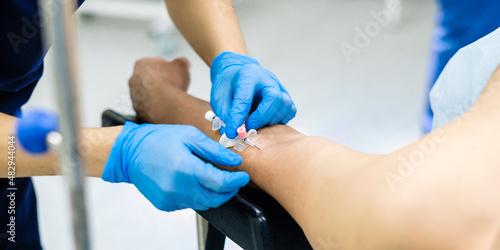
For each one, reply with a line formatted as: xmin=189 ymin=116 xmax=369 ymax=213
xmin=39 ymin=0 xmax=90 ymax=249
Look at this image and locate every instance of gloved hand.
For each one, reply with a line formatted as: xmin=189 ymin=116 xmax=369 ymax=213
xmin=102 ymin=122 xmax=250 ymax=211
xmin=210 ymin=51 xmax=297 ymax=139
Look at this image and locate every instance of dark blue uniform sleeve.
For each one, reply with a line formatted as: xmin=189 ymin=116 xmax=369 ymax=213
xmin=0 ymin=1 xmax=45 ymax=248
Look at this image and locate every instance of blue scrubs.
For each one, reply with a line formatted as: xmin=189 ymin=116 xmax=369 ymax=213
xmin=423 ymin=0 xmax=500 ymax=133
xmin=0 ymin=0 xmax=83 ymax=248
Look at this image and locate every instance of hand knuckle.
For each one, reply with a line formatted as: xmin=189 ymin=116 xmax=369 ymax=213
xmin=238 ymin=66 xmax=258 ymax=82
xmin=269 ymin=90 xmax=283 ymax=101
xmin=282 ymin=93 xmax=293 ymax=106
xmin=242 ymin=63 xmax=260 ymax=72
xmin=133 ymin=58 xmax=150 ymax=70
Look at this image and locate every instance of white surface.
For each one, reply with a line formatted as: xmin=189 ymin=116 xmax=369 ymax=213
xmin=25 ymin=0 xmax=435 ymax=249
xmin=78 ymin=0 xmax=167 ymax=20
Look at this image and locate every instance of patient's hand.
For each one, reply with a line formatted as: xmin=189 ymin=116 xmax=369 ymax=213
xmin=129 ymin=57 xmax=191 ymax=123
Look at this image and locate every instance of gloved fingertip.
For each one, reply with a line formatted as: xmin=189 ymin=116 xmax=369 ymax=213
xmin=244 ymin=118 xmax=262 ymax=131
xmin=280 ymin=112 xmax=295 ymax=125
xmin=245 ymin=109 xmax=265 ymax=130
xmin=226 ymin=152 xmax=243 ymax=166
xmin=201 ymin=169 xmax=249 ymax=193
xmin=211 ymin=189 xmax=239 ymax=207
xmin=279 ymin=117 xmax=291 ymax=125
xmin=225 ymin=127 xmax=237 ymax=139
xmin=218 ymin=143 xmax=243 ymax=166
xmin=231 ymin=171 xmax=250 ymax=187
xmin=219 ymin=171 xmax=249 ymax=189
xmin=283 ymin=103 xmax=298 ymax=123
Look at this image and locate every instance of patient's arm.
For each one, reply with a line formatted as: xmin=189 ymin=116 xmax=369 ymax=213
xmin=129 ymin=58 xmax=500 ymax=249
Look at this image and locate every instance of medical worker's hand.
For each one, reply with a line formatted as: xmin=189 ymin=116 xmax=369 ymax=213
xmin=210 ymin=52 xmax=297 ymax=139
xmin=102 ymin=121 xmax=250 ymax=211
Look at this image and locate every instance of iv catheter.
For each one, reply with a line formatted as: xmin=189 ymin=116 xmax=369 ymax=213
xmin=237 ymin=124 xmax=261 ymax=150
xmin=205 ymin=111 xmax=226 ymax=131
xmin=16 ymin=0 xmax=89 ymax=249
xmin=205 ymin=111 xmax=262 ymax=151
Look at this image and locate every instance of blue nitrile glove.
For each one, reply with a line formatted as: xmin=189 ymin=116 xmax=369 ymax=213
xmin=102 ymin=122 xmax=250 ymax=211
xmin=210 ymin=51 xmax=297 ymax=139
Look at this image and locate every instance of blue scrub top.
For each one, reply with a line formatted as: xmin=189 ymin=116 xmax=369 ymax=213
xmin=0 ymin=0 xmax=83 ymax=249
xmin=423 ymin=0 xmax=500 ymax=133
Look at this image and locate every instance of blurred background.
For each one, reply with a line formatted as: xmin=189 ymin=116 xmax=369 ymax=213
xmin=25 ymin=0 xmax=435 ymax=249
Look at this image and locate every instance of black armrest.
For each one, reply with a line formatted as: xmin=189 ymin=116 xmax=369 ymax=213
xmin=101 ymin=109 xmax=312 ymax=250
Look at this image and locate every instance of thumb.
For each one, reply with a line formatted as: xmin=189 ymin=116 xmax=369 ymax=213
xmin=210 ymin=83 xmax=232 ymax=126
xmin=225 ymin=78 xmax=256 ymax=139
xmin=195 ymin=163 xmax=250 ymax=193
xmin=186 ymin=130 xmax=243 ymax=167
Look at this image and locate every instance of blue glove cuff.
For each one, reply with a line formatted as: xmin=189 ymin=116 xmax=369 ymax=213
xmin=210 ymin=51 xmax=260 ymax=84
xmin=102 ymin=121 xmax=140 ymax=183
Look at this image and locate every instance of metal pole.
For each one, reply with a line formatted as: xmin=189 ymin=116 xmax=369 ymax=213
xmin=197 ymin=214 xmax=209 ymax=250
xmin=39 ymin=0 xmax=90 ymax=249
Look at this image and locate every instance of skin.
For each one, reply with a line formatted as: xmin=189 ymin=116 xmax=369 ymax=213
xmin=164 ymin=0 xmax=248 ymax=65
xmin=130 ymin=57 xmax=500 ymax=250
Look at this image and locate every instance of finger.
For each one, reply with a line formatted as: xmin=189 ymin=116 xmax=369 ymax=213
xmin=191 ymin=185 xmax=239 ymax=209
xmin=210 ymin=84 xmax=232 ymax=125
xmin=173 ymin=57 xmax=191 ymax=70
xmin=161 ymin=172 xmax=212 ymax=211
xmin=270 ymin=73 xmax=296 ymax=124
xmin=246 ymin=88 xmax=288 ymax=130
xmin=225 ymin=79 xmax=256 ymax=139
xmin=174 ymin=189 xmax=210 ymax=211
xmin=280 ymin=104 xmax=297 ymax=124
xmin=194 ymin=162 xmax=250 ymax=193
xmin=279 ymin=93 xmax=297 ymax=124
xmin=210 ymin=87 xmax=232 ymax=136
xmin=206 ymin=189 xmax=239 ymax=208
xmin=186 ymin=129 xmax=243 ymax=166
xmin=268 ymin=92 xmax=294 ymax=125
xmin=181 ymin=199 xmax=210 ymax=211
xmin=188 ymin=200 xmax=211 ymax=211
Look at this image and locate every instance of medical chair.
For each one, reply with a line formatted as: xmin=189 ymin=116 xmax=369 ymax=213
xmin=101 ymin=109 xmax=312 ymax=250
